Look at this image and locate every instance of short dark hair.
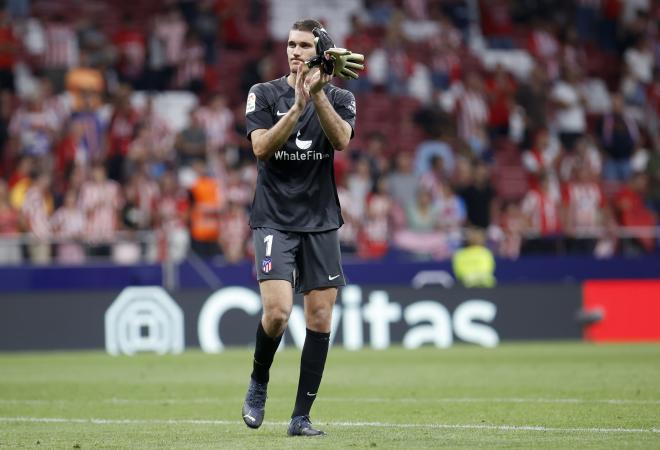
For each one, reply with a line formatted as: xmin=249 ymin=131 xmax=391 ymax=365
xmin=291 ymin=19 xmax=323 ymax=33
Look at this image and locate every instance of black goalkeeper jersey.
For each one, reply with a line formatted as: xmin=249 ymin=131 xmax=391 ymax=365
xmin=245 ymin=76 xmax=356 ymax=232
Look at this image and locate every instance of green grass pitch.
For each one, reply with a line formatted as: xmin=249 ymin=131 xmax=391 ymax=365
xmin=0 ymin=342 xmax=658 ymax=449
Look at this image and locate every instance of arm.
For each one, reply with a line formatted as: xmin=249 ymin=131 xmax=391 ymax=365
xmin=251 ymin=68 xmax=308 ymax=161
xmin=306 ymin=68 xmax=352 ymax=151
xmin=251 ymin=107 xmax=303 ymax=161
xmin=311 ymin=88 xmax=352 ymax=151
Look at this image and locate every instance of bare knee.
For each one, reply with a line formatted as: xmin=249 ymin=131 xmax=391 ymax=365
xmin=262 ymin=304 xmax=291 ymax=336
xmin=305 ymin=305 xmax=333 ymax=332
xmin=259 ymin=280 xmax=293 ymax=336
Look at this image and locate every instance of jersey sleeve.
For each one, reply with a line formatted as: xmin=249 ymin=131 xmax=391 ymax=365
xmin=332 ymin=89 xmax=357 ymax=138
xmin=245 ymin=84 xmax=273 ymax=140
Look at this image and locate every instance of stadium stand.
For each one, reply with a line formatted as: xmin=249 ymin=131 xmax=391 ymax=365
xmin=0 ymin=0 xmax=658 ymax=266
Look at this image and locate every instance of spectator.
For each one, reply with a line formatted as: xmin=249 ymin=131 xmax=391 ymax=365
xmin=8 ymin=155 xmax=36 ymax=210
xmin=624 ymin=36 xmax=654 ymax=86
xmin=550 ymin=67 xmax=587 ymax=152
xmin=559 ymin=135 xmax=602 ymax=182
xmin=414 ymin=131 xmax=454 ymax=178
xmin=479 ymin=0 xmax=514 ymax=49
xmin=21 ymin=172 xmax=53 ymax=264
xmin=224 ymin=167 xmax=252 ymax=208
xmin=522 ymin=127 xmax=562 ymax=198
xmin=495 ymin=201 xmax=523 ymax=260
xmin=65 ymin=51 xmax=104 ymax=112
xmin=116 ymin=180 xmax=145 ymax=264
xmin=50 ymin=189 xmax=85 ymax=264
xmin=484 ymin=63 xmax=516 ymax=139
xmin=613 ymin=171 xmax=656 ymax=254
xmin=359 ymin=131 xmax=390 ymax=179
xmin=39 ymin=77 xmax=70 ymax=132
xmin=0 ymin=178 xmax=21 ymax=264
xmin=0 ymin=8 xmax=18 ymax=95
xmin=452 ymin=227 xmax=496 ymax=288
xmin=174 ymin=31 xmax=205 ymax=94
xmin=527 ymin=19 xmax=561 ymax=80
xmin=175 ymin=109 xmax=207 ymax=187
xmin=455 ymin=71 xmax=489 ymax=148
xmin=346 ymin=156 xmax=372 ymax=220
xmin=520 ymin=173 xmax=562 ymax=255
xmin=515 ymin=61 xmax=550 ymax=145
xmin=67 ymin=94 xmax=105 ymax=169
xmin=54 ymin=122 xmax=86 ymax=187
xmin=600 ymin=92 xmax=640 ymax=181
xmin=79 ymin=162 xmax=123 ymax=258
xmin=357 ymin=177 xmax=392 ymax=260
xmin=387 ymin=151 xmax=418 ymax=208
xmin=139 ymin=95 xmax=174 ymax=162
xmin=458 ymin=160 xmax=497 ymax=230
xmin=218 ymin=199 xmax=250 ymax=263
xmin=194 ymin=0 xmax=220 ymax=65
xmin=112 ymin=13 xmax=147 ymax=88
xmin=405 ymin=186 xmax=440 ymax=232
xmin=394 ymin=186 xmax=450 ymax=260
xmin=42 ymin=13 xmax=79 ymax=92
xmin=77 ymin=12 xmax=112 ymax=70
xmin=153 ymin=5 xmax=187 ymax=89
xmin=188 ymin=159 xmax=223 ymax=259
xmin=419 ymin=154 xmax=447 ymax=202
xmin=561 ymin=164 xmax=605 ymax=255
xmin=8 ymin=90 xmax=59 ymax=163
xmin=336 ymin=182 xmax=359 ymax=253
xmin=435 ymin=182 xmax=467 ymax=252
xmin=197 ymin=92 xmax=234 ymax=156
xmin=367 ymin=15 xmax=414 ymax=96
xmin=154 ymin=169 xmax=190 ymax=262
xmin=106 ymin=85 xmax=141 ymax=181
xmin=125 ymin=165 xmax=160 ymax=231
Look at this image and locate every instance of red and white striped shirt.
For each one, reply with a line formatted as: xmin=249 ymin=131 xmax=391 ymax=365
xmin=141 ymin=112 xmax=174 ymax=160
xmin=50 ymin=205 xmax=85 ymax=239
xmin=175 ymin=42 xmax=205 ymax=88
xmin=79 ymin=179 xmax=122 ymax=243
xmin=562 ymin=181 xmax=604 ymax=236
xmin=22 ymin=186 xmax=51 ymax=240
xmin=521 ymin=188 xmax=561 ymax=236
xmin=457 ymin=90 xmax=488 ymax=142
xmin=154 ymin=16 xmax=186 ymax=66
xmin=42 ymin=22 xmax=79 ymax=69
xmin=197 ymin=105 xmax=234 ymax=152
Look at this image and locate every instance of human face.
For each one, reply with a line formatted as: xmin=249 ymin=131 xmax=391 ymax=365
xmin=287 ymin=30 xmax=317 ymax=74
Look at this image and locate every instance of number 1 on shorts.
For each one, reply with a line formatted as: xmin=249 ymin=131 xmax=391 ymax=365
xmin=264 ymin=234 xmax=273 ymax=257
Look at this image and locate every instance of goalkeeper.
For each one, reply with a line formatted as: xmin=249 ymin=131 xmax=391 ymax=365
xmin=240 ymin=19 xmax=364 ymax=437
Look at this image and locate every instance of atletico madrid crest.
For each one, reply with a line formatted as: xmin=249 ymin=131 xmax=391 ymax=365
xmin=262 ymin=257 xmax=272 ymax=274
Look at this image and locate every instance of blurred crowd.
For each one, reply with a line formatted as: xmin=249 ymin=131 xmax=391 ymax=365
xmin=0 ymin=0 xmax=659 ymax=266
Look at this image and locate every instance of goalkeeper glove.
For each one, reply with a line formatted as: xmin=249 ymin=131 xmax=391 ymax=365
xmin=305 ymin=27 xmax=337 ymax=75
xmin=325 ymin=48 xmax=365 ymax=79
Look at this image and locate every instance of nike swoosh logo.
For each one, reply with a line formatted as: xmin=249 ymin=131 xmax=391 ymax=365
xmin=276 ymin=110 xmax=287 ymax=116
xmin=328 ymin=274 xmax=340 ymax=281
xmin=306 ymin=392 xmax=317 ymax=397
xmin=244 ymin=413 xmax=256 ymax=422
xmin=295 ymin=131 xmax=312 ymax=150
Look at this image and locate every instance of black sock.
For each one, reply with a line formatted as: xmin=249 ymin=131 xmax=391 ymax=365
xmin=250 ymin=322 xmax=283 ymax=384
xmin=291 ymin=328 xmax=330 ymax=418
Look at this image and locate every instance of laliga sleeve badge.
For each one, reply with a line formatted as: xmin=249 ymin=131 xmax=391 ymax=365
xmin=246 ymin=93 xmax=256 ymax=114
xmin=262 ymin=257 xmax=272 ymax=274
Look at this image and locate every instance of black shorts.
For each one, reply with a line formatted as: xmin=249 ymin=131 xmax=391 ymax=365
xmin=253 ymin=227 xmax=346 ymax=294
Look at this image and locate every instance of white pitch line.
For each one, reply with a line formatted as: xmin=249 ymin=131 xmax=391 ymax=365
xmin=0 ymin=417 xmax=657 ymax=434
xmin=1 ymin=397 xmax=659 ymax=406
